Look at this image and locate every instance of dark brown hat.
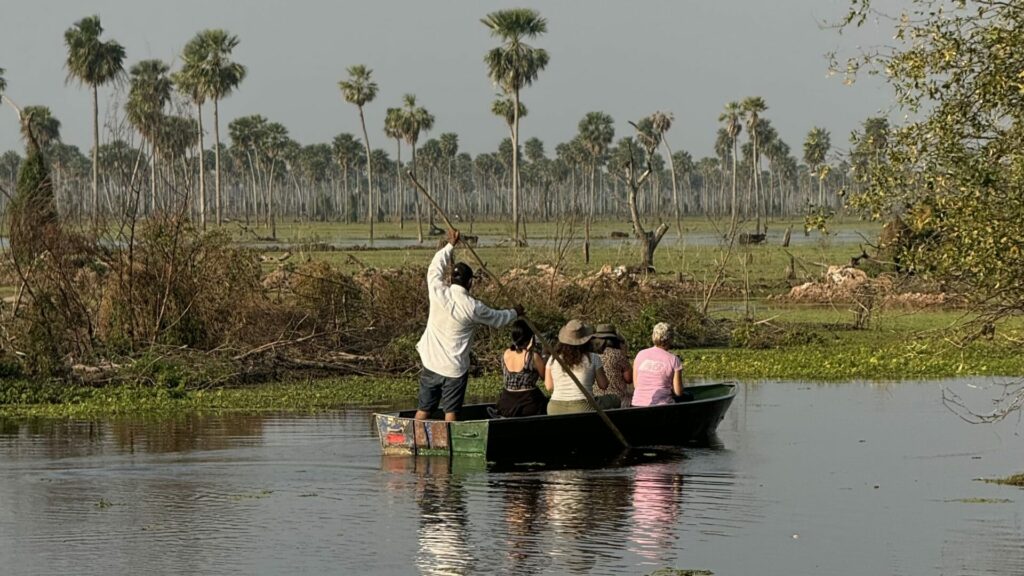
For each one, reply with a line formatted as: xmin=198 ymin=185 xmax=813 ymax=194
xmin=594 ymin=323 xmax=620 ymax=339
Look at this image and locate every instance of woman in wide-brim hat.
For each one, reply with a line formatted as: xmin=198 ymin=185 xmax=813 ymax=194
xmin=544 ymin=319 xmax=621 ymax=415
xmin=593 ymin=323 xmax=633 ymax=408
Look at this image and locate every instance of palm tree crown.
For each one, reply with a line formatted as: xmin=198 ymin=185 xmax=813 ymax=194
xmin=719 ymin=102 xmax=743 ymax=142
xmin=64 ymin=16 xmax=125 ymax=88
xmin=481 ymin=9 xmax=550 ymax=92
xmin=126 ymin=60 xmax=172 ymax=137
xmin=195 ymin=30 xmax=247 ymax=100
xmin=803 ymin=127 xmax=831 ymax=171
xmin=491 ymin=97 xmax=527 ymax=131
xmin=400 ymin=94 xmax=434 ymax=148
xmin=578 ymin=111 xmax=615 ymax=162
xmin=338 ymin=65 xmax=378 ymax=108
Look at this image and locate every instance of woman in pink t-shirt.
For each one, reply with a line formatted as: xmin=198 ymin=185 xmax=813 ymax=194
xmin=631 ymin=322 xmax=684 ymax=407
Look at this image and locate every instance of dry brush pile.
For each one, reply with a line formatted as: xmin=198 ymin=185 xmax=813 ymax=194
xmin=1 ymin=221 xmax=726 ymax=388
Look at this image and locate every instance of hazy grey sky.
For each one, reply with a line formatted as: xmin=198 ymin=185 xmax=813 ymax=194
xmin=0 ymin=0 xmax=898 ymax=161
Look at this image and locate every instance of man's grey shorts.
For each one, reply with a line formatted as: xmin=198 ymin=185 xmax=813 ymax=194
xmin=418 ymin=367 xmax=469 ymax=414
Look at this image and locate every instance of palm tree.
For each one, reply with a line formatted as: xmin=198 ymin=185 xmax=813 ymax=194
xmin=718 ymin=101 xmax=743 ymax=232
xmin=645 ymin=111 xmax=681 ymax=237
xmin=439 ymin=132 xmax=459 ymax=215
xmin=64 ymin=15 xmax=125 ymax=219
xmin=339 ymin=64 xmax=379 ymax=244
xmin=399 ymin=94 xmax=434 ymax=242
xmin=482 ymin=8 xmax=549 ymax=246
xmin=173 ymin=38 xmax=209 ymax=227
xmin=672 ymin=149 xmax=695 ymax=214
xmin=332 ymin=132 xmax=362 ymax=222
xmin=803 ymin=126 xmax=831 ymax=207
xmin=126 ymin=59 xmax=172 ymax=214
xmin=577 ymin=111 xmax=614 ymax=263
xmin=191 ymin=30 xmax=246 ymax=226
xmin=742 ymin=96 xmax=768 ymax=234
xmin=229 ymin=115 xmax=267 ymax=226
xmin=384 ymin=107 xmax=407 ymax=227
xmin=259 ymin=121 xmax=290 ymax=239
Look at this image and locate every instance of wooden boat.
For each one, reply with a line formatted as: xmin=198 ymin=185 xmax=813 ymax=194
xmin=374 ymin=382 xmax=736 ymax=462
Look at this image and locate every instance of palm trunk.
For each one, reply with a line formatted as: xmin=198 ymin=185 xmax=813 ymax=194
xmin=91 ymin=85 xmax=100 ymax=223
xmin=214 ymin=99 xmax=222 ymax=226
xmin=662 ymin=139 xmax=681 ymax=239
xmin=197 ymin=101 xmax=206 ymax=229
xmin=150 ymin=142 xmax=158 ymax=215
xmin=358 ymin=105 xmax=374 ymax=245
xmin=413 ymin=143 xmax=423 ymax=243
xmin=730 ymin=139 xmax=738 ymax=235
xmin=395 ymin=139 xmax=404 ymax=229
xmin=512 ymin=89 xmax=521 ymax=245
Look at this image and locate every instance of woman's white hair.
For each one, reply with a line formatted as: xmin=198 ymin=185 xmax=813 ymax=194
xmin=651 ymin=322 xmax=673 ymax=346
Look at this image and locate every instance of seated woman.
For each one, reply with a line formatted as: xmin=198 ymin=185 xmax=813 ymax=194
xmin=631 ymin=322 xmax=684 ymax=407
xmin=545 ymin=319 xmax=621 ymax=415
xmin=594 ymin=323 xmax=633 ymax=408
xmin=496 ymin=319 xmax=548 ymax=417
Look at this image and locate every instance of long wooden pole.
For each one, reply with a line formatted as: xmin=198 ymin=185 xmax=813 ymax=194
xmin=407 ymin=170 xmax=630 ymax=450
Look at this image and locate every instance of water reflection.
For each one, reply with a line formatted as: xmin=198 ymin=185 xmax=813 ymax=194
xmin=629 ymin=462 xmax=686 ymax=563
xmin=410 ymin=457 xmax=475 ymax=576
xmin=0 ymin=414 xmax=265 ymax=458
xmin=499 ymin=477 xmax=545 ymax=576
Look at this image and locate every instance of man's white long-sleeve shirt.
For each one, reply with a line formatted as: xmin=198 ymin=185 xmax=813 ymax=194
xmin=416 ymin=244 xmax=518 ymax=378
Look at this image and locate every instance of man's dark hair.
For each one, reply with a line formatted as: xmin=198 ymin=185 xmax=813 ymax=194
xmin=452 ymin=262 xmax=474 ymax=289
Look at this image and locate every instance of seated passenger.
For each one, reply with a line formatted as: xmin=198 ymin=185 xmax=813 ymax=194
xmin=631 ymin=322 xmax=684 ymax=407
xmin=496 ymin=319 xmax=548 ymax=417
xmin=594 ymin=323 xmax=633 ymax=408
xmin=545 ymin=319 xmax=621 ymax=415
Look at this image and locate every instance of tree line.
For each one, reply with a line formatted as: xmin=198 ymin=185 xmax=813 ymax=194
xmin=0 ymin=10 xmax=874 ymax=244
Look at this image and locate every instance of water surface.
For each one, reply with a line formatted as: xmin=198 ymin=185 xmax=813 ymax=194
xmin=1 ymin=379 xmax=1021 ymax=575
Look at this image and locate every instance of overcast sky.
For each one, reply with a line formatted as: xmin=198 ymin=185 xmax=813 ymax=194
xmin=0 ymin=0 xmax=900 ymax=161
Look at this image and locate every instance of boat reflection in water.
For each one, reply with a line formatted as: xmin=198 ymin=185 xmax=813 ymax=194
xmin=385 ymin=449 xmax=698 ymax=573
xmin=383 ymin=455 xmax=476 ymax=575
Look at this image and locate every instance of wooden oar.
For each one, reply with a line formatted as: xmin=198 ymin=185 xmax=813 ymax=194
xmin=406 ymin=170 xmax=631 ymax=450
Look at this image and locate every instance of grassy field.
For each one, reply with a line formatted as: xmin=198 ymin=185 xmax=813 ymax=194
xmin=236 ymin=215 xmax=879 ymax=242
xmin=246 ymin=217 xmax=881 ymax=295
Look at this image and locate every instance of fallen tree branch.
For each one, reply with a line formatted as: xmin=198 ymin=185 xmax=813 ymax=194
xmin=233 ymin=329 xmax=341 ymax=361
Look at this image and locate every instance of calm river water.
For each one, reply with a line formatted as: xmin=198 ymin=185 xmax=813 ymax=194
xmin=1 ymin=379 xmax=1022 ymax=575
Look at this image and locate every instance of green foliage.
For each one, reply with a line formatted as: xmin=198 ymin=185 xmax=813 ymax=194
xmin=803 ymin=205 xmax=835 ymax=235
xmin=690 ymin=334 xmax=1024 ymax=380
xmin=838 ymin=1 xmax=1024 ymax=314
xmin=729 ymin=321 xmax=824 ymax=350
xmin=6 ymin=143 xmax=57 ymax=266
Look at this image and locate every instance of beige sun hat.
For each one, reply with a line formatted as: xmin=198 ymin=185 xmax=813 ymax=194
xmin=557 ymin=319 xmax=595 ymax=346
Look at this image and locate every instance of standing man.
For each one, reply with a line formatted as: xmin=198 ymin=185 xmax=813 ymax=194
xmin=416 ymin=229 xmax=522 ymax=421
